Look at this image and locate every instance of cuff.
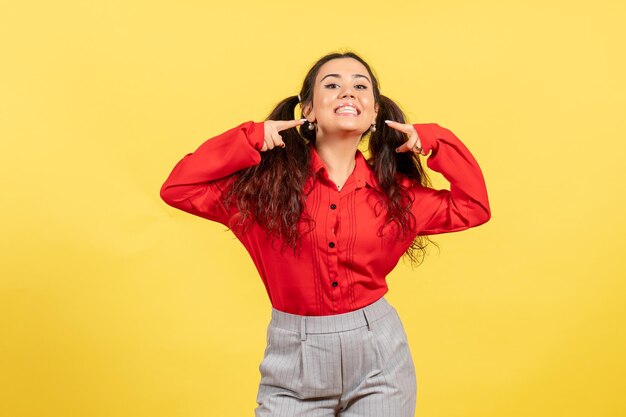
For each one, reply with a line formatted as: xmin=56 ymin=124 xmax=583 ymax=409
xmin=245 ymin=121 xmax=265 ymax=150
xmin=413 ymin=123 xmax=440 ymax=155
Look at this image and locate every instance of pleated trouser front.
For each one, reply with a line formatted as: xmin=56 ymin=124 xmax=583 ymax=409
xmin=255 ymin=296 xmax=417 ymax=417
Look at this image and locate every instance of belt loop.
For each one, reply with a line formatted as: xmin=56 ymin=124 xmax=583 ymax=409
xmin=362 ymin=310 xmax=371 ymax=331
xmin=300 ymin=316 xmax=307 ymax=341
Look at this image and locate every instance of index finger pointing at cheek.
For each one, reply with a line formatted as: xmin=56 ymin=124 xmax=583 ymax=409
xmin=275 ymin=119 xmax=307 ymax=133
xmin=384 ymin=120 xmax=414 ymax=134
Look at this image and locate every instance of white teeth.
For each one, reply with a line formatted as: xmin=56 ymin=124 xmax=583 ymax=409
xmin=335 ymin=106 xmax=358 ymax=115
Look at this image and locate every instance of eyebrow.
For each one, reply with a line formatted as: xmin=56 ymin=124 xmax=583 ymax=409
xmin=320 ymin=73 xmax=371 ymax=83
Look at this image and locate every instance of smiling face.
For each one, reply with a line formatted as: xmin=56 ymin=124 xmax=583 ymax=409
xmin=303 ymin=58 xmax=378 ymax=137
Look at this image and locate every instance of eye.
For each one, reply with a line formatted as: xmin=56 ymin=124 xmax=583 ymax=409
xmin=355 ymin=84 xmax=368 ymax=90
xmin=324 ymin=83 xmax=340 ymax=89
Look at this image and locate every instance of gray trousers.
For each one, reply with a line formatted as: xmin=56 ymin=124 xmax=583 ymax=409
xmin=255 ymin=296 xmax=417 ymax=417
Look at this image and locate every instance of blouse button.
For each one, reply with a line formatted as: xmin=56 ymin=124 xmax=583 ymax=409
xmin=329 ymin=242 xmax=335 ymax=248
xmin=330 ymin=204 xmax=337 ymax=209
xmin=331 ymin=281 xmax=338 ymax=287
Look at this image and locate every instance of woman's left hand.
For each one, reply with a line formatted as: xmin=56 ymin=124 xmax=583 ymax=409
xmin=385 ymin=120 xmax=427 ymax=156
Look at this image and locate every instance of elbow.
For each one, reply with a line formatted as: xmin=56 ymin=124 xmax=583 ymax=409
xmin=159 ymin=182 xmax=202 ymax=215
xmin=159 ymin=182 xmax=178 ymax=207
xmin=470 ymin=205 xmax=491 ymax=227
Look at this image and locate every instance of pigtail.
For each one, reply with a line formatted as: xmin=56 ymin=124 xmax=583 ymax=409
xmin=370 ymin=95 xmax=430 ymax=188
xmin=368 ymin=94 xmax=438 ymax=265
xmin=222 ymin=95 xmax=313 ymax=255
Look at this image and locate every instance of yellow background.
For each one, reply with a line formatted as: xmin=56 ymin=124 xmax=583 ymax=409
xmin=2 ymin=0 xmax=625 ymax=416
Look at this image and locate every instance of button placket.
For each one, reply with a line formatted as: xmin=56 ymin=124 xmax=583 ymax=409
xmin=327 ymin=191 xmax=340 ymax=295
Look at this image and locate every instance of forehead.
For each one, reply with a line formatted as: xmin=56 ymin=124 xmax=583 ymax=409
xmin=315 ymin=58 xmax=370 ymax=81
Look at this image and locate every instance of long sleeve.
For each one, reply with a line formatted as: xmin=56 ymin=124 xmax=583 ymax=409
xmin=409 ymin=123 xmax=491 ymax=235
xmin=159 ymin=120 xmax=265 ymax=225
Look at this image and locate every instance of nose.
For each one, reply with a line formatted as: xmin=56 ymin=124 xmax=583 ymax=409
xmin=339 ymin=86 xmax=355 ymax=99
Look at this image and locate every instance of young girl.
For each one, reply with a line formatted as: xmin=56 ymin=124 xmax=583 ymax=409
xmin=160 ymin=51 xmax=490 ymax=417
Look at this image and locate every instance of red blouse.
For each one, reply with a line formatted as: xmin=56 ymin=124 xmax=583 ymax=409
xmin=160 ymin=121 xmax=490 ymax=315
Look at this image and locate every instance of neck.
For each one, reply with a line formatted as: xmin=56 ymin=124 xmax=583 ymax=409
xmin=313 ymin=132 xmax=361 ymax=189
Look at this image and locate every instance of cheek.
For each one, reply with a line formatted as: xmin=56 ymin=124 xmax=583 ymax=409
xmin=311 ymin=91 xmax=326 ymax=107
xmin=313 ymin=97 xmax=337 ymax=117
xmin=362 ymin=102 xmax=376 ymax=116
xmin=319 ymin=94 xmax=336 ymax=108
xmin=360 ymin=94 xmax=375 ymax=109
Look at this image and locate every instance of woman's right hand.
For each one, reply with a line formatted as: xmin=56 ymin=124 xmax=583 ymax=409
xmin=261 ymin=119 xmax=307 ymax=151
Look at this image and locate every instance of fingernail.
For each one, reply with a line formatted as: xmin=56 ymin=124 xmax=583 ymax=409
xmin=385 ymin=120 xmax=393 ymax=124
xmin=299 ymin=118 xmax=307 ymax=122
xmin=395 ymin=148 xmax=400 ymax=152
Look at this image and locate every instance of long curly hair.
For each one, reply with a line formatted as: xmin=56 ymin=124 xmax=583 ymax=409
xmin=221 ymin=51 xmax=438 ymax=266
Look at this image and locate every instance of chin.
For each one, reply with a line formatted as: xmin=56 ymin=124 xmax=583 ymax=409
xmin=322 ymin=121 xmax=369 ymax=134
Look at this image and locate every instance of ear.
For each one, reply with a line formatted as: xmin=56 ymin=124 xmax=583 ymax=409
xmin=373 ymin=102 xmax=379 ymax=124
xmin=302 ymin=103 xmax=315 ymax=122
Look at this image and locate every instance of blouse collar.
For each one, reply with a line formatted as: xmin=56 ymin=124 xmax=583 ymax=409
xmin=304 ymin=143 xmax=381 ymax=194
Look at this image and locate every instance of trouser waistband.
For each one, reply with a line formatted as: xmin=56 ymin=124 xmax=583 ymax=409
xmin=269 ymin=296 xmax=394 ymax=341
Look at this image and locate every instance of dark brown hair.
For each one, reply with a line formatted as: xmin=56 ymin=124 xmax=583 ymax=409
xmin=222 ymin=51 xmax=438 ymax=266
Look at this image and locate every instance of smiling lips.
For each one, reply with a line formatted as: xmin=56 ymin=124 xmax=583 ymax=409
xmin=334 ymin=103 xmax=360 ymax=116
